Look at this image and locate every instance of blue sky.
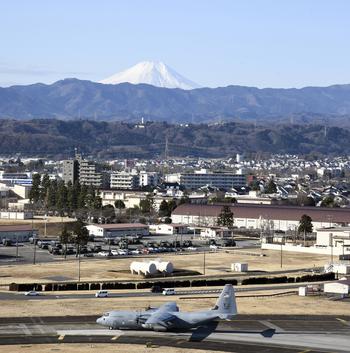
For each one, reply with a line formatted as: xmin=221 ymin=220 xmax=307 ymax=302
xmin=0 ymin=0 xmax=349 ymax=88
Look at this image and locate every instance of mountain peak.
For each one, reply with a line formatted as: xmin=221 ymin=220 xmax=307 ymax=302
xmin=99 ymin=61 xmax=201 ymax=90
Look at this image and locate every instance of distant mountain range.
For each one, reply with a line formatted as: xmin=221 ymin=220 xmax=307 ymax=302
xmin=1 ymin=78 xmax=350 ymax=122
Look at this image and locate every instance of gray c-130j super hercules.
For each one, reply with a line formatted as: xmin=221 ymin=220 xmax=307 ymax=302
xmin=96 ymin=284 xmax=237 ymax=331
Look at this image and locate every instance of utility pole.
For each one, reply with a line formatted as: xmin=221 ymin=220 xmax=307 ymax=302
xmin=78 ymin=248 xmax=81 ymax=282
xmin=203 ymin=250 xmax=206 ymax=275
xmin=280 ymin=241 xmax=283 ymax=268
xmin=15 ymin=234 xmax=19 ymax=261
xmin=330 ymin=233 xmax=334 ymax=264
xmin=44 ymin=214 xmax=48 ymax=238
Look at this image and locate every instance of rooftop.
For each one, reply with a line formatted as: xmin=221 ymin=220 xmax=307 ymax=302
xmin=88 ymin=223 xmax=148 ymax=229
xmin=172 ymin=204 xmax=350 ymax=223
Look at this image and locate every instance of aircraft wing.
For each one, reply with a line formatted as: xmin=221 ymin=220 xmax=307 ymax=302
xmin=142 ymin=302 xmax=178 ymax=330
xmin=143 ymin=310 xmax=177 ymax=330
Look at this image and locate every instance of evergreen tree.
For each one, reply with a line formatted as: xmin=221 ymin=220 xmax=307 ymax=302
xmin=59 ymin=225 xmax=71 ymax=259
xmin=114 ymin=200 xmax=126 ymax=210
xmin=78 ymin=184 xmax=88 ymax=209
xmin=168 ymin=199 xmax=177 ymax=213
xmin=47 ymin=179 xmax=58 ymax=210
xmin=56 ymin=180 xmax=68 ymax=215
xmin=140 ymin=199 xmax=152 ymax=214
xmin=41 ymin=174 xmax=51 ymax=203
xmin=298 ymin=214 xmax=313 ymax=234
xmin=93 ymin=196 xmax=102 ymax=209
xmin=217 ymin=205 xmax=234 ymax=228
xmin=29 ymin=173 xmax=41 ymax=203
xmin=71 ymin=220 xmax=89 ymax=255
xmin=159 ymin=200 xmax=169 ymax=217
xmin=265 ymin=179 xmax=277 ymax=194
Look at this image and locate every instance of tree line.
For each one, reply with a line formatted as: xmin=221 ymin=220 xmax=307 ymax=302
xmin=29 ymin=174 xmax=102 ymax=215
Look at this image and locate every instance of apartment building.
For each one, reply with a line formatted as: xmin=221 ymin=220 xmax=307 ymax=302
xmin=110 ymin=171 xmax=139 ymax=189
xmin=62 ymin=153 xmax=104 ymax=188
xmin=166 ymin=169 xmax=246 ymax=190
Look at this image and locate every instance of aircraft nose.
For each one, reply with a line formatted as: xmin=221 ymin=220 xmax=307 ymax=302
xmin=96 ymin=317 xmax=103 ymax=325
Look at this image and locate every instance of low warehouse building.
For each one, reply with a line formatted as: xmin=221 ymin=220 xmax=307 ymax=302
xmin=86 ymin=223 xmax=149 ymax=238
xmin=172 ymin=204 xmax=350 ymax=231
xmin=324 ymin=277 xmax=350 ymax=295
xmin=0 ymin=224 xmax=38 ymax=242
xmin=149 ymin=223 xmax=188 ymax=235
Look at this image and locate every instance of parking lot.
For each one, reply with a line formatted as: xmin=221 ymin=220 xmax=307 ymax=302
xmin=0 ymin=233 xmax=255 ymax=266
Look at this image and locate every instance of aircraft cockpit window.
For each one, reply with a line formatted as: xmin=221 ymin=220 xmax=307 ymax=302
xmin=103 ymin=312 xmax=110 ymax=317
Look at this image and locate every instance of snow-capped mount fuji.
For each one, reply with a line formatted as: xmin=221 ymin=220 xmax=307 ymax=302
xmin=99 ymin=61 xmax=201 ymax=90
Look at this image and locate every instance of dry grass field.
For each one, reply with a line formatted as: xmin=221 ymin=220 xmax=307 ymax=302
xmin=0 ymin=344 xmax=224 ymax=353
xmin=0 ymin=248 xmax=330 ymax=285
xmin=0 ymin=216 xmax=75 ymax=236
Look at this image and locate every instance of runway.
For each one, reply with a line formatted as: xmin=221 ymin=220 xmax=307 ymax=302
xmin=0 ymin=315 xmax=349 ymax=352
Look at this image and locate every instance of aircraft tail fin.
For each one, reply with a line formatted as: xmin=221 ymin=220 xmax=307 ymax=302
xmin=212 ymin=284 xmax=237 ymax=319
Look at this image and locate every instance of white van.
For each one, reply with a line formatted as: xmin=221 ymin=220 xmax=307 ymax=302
xmin=95 ymin=290 xmax=109 ymax=298
xmin=162 ymin=288 xmax=176 ymax=296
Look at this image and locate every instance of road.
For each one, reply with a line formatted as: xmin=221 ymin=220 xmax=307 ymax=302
xmin=0 ymin=283 xmax=307 ymax=300
xmin=0 ymin=315 xmax=349 ymax=352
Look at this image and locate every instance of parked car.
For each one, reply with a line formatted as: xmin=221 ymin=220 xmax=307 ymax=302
xmin=162 ymin=288 xmax=176 ymax=296
xmin=95 ymin=290 xmax=109 ymax=298
xmin=209 ymin=244 xmax=219 ymax=250
xmin=98 ymin=251 xmax=111 ymax=257
xmin=110 ymin=249 xmax=119 ymax=256
xmin=25 ymin=290 xmax=40 ymax=296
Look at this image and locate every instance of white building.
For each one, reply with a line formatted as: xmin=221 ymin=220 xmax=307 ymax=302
xmin=110 ymin=171 xmax=139 ymax=189
xmin=139 ymin=171 xmax=159 ymax=187
xmin=149 ymin=223 xmax=188 ymax=235
xmin=324 ymin=277 xmax=350 ymax=295
xmin=165 ymin=170 xmax=246 ymax=190
xmin=86 ymin=223 xmax=149 ymax=238
xmin=200 ymin=227 xmax=233 ymax=238
xmin=99 ymin=190 xmax=177 ymax=211
xmin=316 ymin=227 xmax=350 ymax=255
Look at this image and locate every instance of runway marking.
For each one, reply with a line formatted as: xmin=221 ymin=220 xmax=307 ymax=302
xmin=336 ymin=318 xmax=350 ymax=326
xmin=38 ymin=317 xmax=45 ymax=324
xmin=259 ymin=320 xmax=285 ymax=332
xmin=58 ymin=335 xmax=65 ymax=340
xmin=19 ymin=324 xmax=31 ymax=335
xmin=30 ymin=317 xmax=46 ymax=334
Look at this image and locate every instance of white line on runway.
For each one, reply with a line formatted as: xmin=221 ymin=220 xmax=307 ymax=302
xmin=57 ymin=329 xmax=122 ymax=336
xmin=19 ymin=324 xmax=31 ymax=335
xmin=259 ymin=320 xmax=285 ymax=332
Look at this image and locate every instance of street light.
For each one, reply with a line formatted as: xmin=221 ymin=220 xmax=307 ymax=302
xmin=280 ymin=235 xmax=285 ymax=268
xmin=203 ymin=250 xmax=206 ymax=275
xmin=15 ymin=234 xmax=19 ymax=261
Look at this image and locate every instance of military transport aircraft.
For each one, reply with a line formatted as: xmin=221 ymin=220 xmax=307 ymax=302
xmin=96 ymin=284 xmax=237 ymax=331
